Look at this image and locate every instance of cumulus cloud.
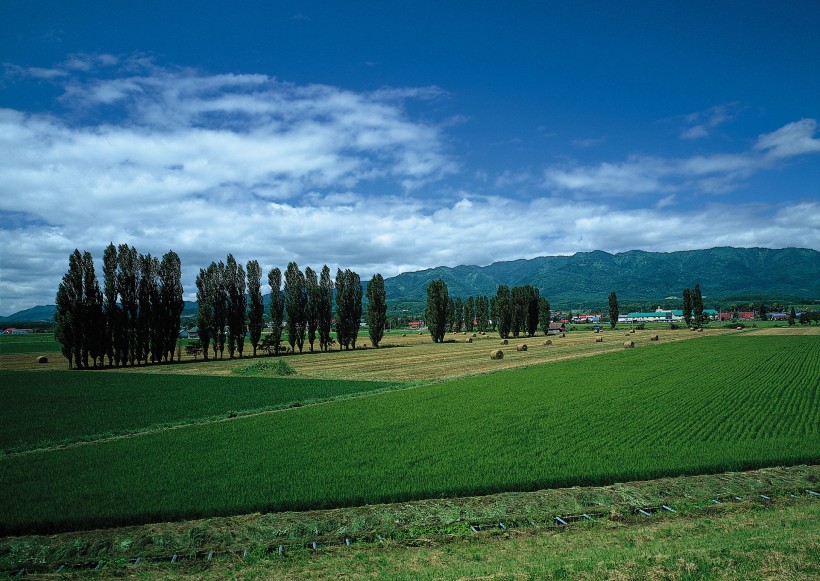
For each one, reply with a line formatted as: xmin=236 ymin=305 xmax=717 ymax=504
xmin=544 ymin=118 xmax=820 ymax=197
xmin=1 ymin=56 xmax=819 ymax=314
xmin=679 ymin=103 xmax=741 ymax=140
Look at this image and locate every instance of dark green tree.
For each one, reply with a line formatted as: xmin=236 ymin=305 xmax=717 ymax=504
xmin=335 ymin=269 xmax=363 ymax=349
xmin=318 ymin=265 xmax=333 ymax=352
xmin=464 ymin=296 xmax=475 ymax=332
xmin=453 ymin=297 xmax=463 ymax=332
xmin=538 ymin=296 xmax=551 ymax=335
xmin=55 ymin=250 xmax=84 ymax=368
xmin=159 ymin=251 xmax=184 ymax=362
xmin=447 ymin=297 xmax=456 ymax=333
xmin=137 ymin=253 xmax=159 ymax=364
xmin=526 ymin=286 xmax=540 ymax=336
xmin=267 ymin=267 xmax=285 ymax=355
xmin=82 ymin=251 xmax=105 ymax=368
xmin=102 ymin=243 xmax=119 ymax=366
xmin=225 ymin=255 xmax=246 ymax=358
xmin=285 ymin=262 xmax=307 ymax=353
xmin=212 ymin=261 xmax=228 ymax=358
xmin=117 ymin=244 xmax=139 ymax=366
xmin=475 ymin=295 xmax=489 ymax=332
xmin=195 ymin=266 xmax=215 ymax=360
xmin=693 ymin=284 xmax=704 ymax=327
xmin=758 ymin=303 xmax=768 ymax=321
xmin=305 ymin=266 xmax=319 ymax=352
xmin=682 ymin=288 xmax=693 ymax=327
xmin=246 ymin=260 xmax=264 ymax=357
xmin=495 ymin=285 xmax=512 ymax=339
xmin=425 ymin=278 xmax=449 ymax=343
xmin=788 ymin=306 xmax=796 ymax=326
xmin=366 ymin=273 xmax=387 ymax=348
xmin=608 ymin=291 xmax=619 ymax=329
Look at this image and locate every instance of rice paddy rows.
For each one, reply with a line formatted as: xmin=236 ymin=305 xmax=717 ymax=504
xmin=1 ymin=333 xmax=817 ymax=535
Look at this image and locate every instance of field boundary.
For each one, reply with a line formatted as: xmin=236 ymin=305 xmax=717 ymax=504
xmin=2 ymin=464 xmax=817 ymax=575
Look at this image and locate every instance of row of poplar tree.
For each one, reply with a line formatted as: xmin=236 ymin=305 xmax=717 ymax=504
xmin=55 ymin=244 xmax=185 ymax=369
xmin=425 ymin=280 xmax=551 ymax=342
xmin=194 ymin=258 xmax=387 ymax=360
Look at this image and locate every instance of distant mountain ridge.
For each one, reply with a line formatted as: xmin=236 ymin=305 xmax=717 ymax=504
xmin=2 ymin=247 xmax=817 ymax=323
xmin=382 ymin=247 xmax=820 ymax=307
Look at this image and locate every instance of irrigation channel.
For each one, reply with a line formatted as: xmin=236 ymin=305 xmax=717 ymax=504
xmin=6 ymin=488 xmax=819 ymax=576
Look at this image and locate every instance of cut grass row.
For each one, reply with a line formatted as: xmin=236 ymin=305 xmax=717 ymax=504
xmin=0 ymin=371 xmax=402 ymax=453
xmin=1 ymin=334 xmax=817 ymax=535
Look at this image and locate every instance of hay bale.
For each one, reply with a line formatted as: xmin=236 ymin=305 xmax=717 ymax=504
xmin=595 ymin=337 xmax=603 ymax=343
xmin=625 ymin=333 xmax=631 ymax=337
xmin=500 ymin=339 xmax=508 ymax=345
xmin=490 ymin=349 xmax=504 ymax=360
xmin=36 ymin=355 xmax=48 ymax=364
xmin=650 ymin=335 xmax=659 ymax=341
xmin=472 ymin=333 xmax=477 ymax=337
xmin=697 ymin=328 xmax=703 ymax=332
xmin=465 ymin=337 xmax=473 ymax=343
xmin=560 ymin=333 xmax=565 ymax=338
xmin=401 ymin=333 xmax=406 ymax=337
xmin=736 ymin=326 xmax=743 ymax=330
xmin=516 ymin=344 xmax=528 ymax=352
xmin=544 ymin=339 xmax=552 ymax=346
xmin=623 ymin=341 xmax=635 ymax=348
xmin=630 ymin=329 xmax=635 ymax=334
xmin=418 ymin=332 xmax=423 ymax=335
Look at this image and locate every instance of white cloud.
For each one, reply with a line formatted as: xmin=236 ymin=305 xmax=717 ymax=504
xmin=754 ymin=118 xmax=820 ymax=158
xmin=680 ymin=103 xmax=741 ymax=140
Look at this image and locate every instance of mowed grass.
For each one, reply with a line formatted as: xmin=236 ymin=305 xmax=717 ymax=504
xmin=1 ymin=334 xmax=817 ymax=535
xmin=0 ymin=371 xmax=401 ymax=452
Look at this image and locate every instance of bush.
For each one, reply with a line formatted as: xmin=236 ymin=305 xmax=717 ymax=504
xmin=232 ymin=360 xmax=296 ymax=377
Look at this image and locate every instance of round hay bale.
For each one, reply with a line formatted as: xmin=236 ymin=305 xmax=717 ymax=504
xmin=595 ymin=337 xmax=603 ymax=343
xmin=650 ymin=335 xmax=659 ymax=341
xmin=490 ymin=349 xmax=504 ymax=360
xmin=36 ymin=355 xmax=48 ymax=364
xmin=418 ymin=332 xmax=423 ymax=335
xmin=625 ymin=333 xmax=631 ymax=337
xmin=697 ymin=328 xmax=703 ymax=332
xmin=736 ymin=326 xmax=743 ymax=330
xmin=630 ymin=329 xmax=635 ymax=334
xmin=516 ymin=344 xmax=528 ymax=352
xmin=623 ymin=340 xmax=635 ymax=348
xmin=480 ymin=331 xmax=486 ymax=335
xmin=465 ymin=337 xmax=473 ymax=343
xmin=500 ymin=339 xmax=508 ymax=345
xmin=544 ymin=339 xmax=552 ymax=346
xmin=401 ymin=333 xmax=406 ymax=337
xmin=472 ymin=333 xmax=477 ymax=337
xmin=560 ymin=333 xmax=565 ymax=338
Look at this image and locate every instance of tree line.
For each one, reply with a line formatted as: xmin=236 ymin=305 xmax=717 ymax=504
xmin=55 ymin=244 xmax=184 ymax=369
xmin=425 ymin=280 xmax=552 ymax=342
xmin=55 ymin=247 xmax=388 ymax=369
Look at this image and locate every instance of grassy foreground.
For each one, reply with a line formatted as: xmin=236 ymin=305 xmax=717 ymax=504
xmin=2 ymin=465 xmax=818 ymax=579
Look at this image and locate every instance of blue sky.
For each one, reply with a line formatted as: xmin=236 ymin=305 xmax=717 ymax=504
xmin=1 ymin=1 xmax=819 ymax=314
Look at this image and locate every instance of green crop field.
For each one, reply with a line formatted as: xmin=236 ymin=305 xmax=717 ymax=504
xmin=0 ymin=371 xmax=400 ymax=452
xmin=1 ymin=334 xmax=817 ymax=535
xmin=0 ymin=333 xmax=61 ymax=355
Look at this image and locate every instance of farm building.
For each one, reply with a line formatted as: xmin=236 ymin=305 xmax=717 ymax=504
xmin=547 ymin=322 xmax=566 ymax=334
xmin=3 ymin=328 xmax=34 ymax=334
xmin=718 ymin=311 xmax=755 ymax=321
xmin=618 ymin=307 xmax=719 ymax=324
xmin=408 ymin=321 xmax=425 ymax=330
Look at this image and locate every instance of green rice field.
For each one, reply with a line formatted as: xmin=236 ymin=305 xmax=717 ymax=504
xmin=1 ymin=333 xmax=817 ymax=535
xmin=0 ymin=371 xmax=400 ymax=452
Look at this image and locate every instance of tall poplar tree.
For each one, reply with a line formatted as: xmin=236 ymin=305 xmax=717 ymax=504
xmin=538 ymin=296 xmax=551 ymax=335
xmin=117 ymin=244 xmax=139 ymax=366
xmin=159 ymin=251 xmax=184 ymax=362
xmin=425 ymin=278 xmax=449 ymax=343
xmin=318 ymin=265 xmax=333 ymax=352
xmin=464 ymin=296 xmax=475 ymax=332
xmin=285 ymin=262 xmax=307 ymax=352
xmin=366 ymin=273 xmax=387 ymax=348
xmin=55 ymin=250 xmax=84 ymax=368
xmin=102 ymin=243 xmax=119 ymax=366
xmin=304 ymin=266 xmax=319 ymax=352
xmin=682 ymin=288 xmax=693 ymax=327
xmin=453 ymin=297 xmax=463 ymax=332
xmin=526 ymin=286 xmax=540 ymax=336
xmin=335 ymin=269 xmax=362 ymax=350
xmin=693 ymin=284 xmax=704 ymax=327
xmin=267 ymin=267 xmax=285 ymax=355
xmin=495 ymin=285 xmax=512 ymax=339
xmin=225 ymin=255 xmax=246 ymax=358
xmin=608 ymin=291 xmax=619 ymax=329
xmin=196 ymin=265 xmax=214 ymax=360
xmin=246 ymin=260 xmax=264 ymax=357
xmin=82 ymin=250 xmax=105 ymax=367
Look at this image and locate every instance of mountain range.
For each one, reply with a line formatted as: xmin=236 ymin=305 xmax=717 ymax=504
xmin=2 ymin=247 xmax=817 ymax=323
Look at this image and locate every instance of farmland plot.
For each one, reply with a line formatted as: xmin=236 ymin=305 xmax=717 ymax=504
xmin=0 ymin=334 xmax=817 ymax=535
